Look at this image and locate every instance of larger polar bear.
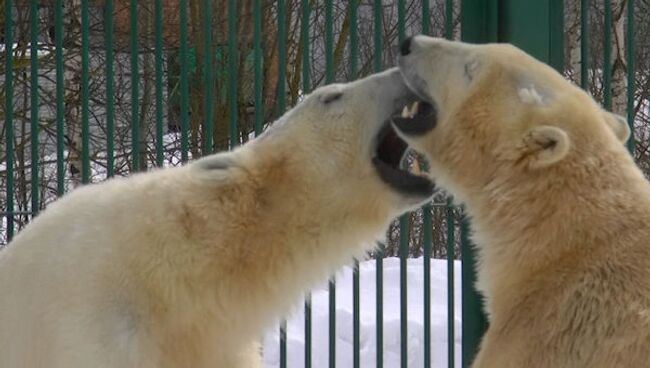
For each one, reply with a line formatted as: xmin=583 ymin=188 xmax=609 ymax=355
xmin=394 ymin=36 xmax=650 ymax=367
xmin=0 ymin=69 xmax=433 ymax=368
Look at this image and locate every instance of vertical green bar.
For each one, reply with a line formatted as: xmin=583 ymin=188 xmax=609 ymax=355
xmin=422 ymin=0 xmax=430 ymax=35
xmin=396 ymin=2 xmax=408 ymax=367
xmin=421 ymin=7 xmax=434 ymax=368
xmin=325 ymin=0 xmax=333 ymax=83
xmin=154 ymin=0 xmax=163 ymax=166
xmin=626 ymin=0 xmax=635 ymax=155
xmin=202 ymin=0 xmax=214 ymax=155
xmin=4 ymin=0 xmax=15 ymax=241
xmin=446 ymin=200 xmax=455 ymax=368
xmin=422 ymin=201 xmax=433 ymax=368
xmin=373 ymin=2 xmax=383 ymax=367
xmin=179 ymin=0 xmax=189 ymax=162
xmin=349 ymin=1 xmax=360 ymax=367
xmin=445 ymin=0 xmax=453 ymax=39
xmin=444 ymin=6 xmax=455 ymax=368
xmin=301 ymin=2 xmax=312 ymax=366
xmin=30 ymin=0 xmax=39 ymax=214
xmin=81 ymin=0 xmax=91 ymax=183
xmin=105 ymin=0 xmax=115 ymax=177
xmin=324 ymin=1 xmax=336 ymax=366
xmin=56 ymin=0 xmax=65 ymax=192
xmin=460 ymin=3 xmax=494 ymax=366
xmin=580 ymin=0 xmax=589 ymax=90
xmin=228 ymin=0 xmax=238 ymax=148
xmin=253 ymin=0 xmax=263 ymax=136
xmin=130 ymin=0 xmax=140 ymax=171
xmin=276 ymin=1 xmax=287 ymax=365
xmin=603 ymin=0 xmax=612 ymax=110
xmin=460 ymin=218 xmax=486 ymax=368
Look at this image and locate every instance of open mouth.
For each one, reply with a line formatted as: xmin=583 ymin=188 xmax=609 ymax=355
xmin=391 ymin=101 xmax=437 ymax=136
xmin=372 ymin=102 xmax=435 ymax=198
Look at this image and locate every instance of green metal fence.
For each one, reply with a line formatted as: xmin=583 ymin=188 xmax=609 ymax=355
xmin=1 ymin=1 xmax=647 ymax=367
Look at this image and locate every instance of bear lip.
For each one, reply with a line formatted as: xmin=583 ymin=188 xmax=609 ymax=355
xmin=372 ymin=122 xmax=434 ymax=198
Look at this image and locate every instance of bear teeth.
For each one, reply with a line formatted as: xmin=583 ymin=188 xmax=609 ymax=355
xmin=401 ymin=102 xmax=420 ymax=119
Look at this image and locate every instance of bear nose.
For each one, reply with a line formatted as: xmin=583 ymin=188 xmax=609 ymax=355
xmin=400 ymin=36 xmax=413 ymax=56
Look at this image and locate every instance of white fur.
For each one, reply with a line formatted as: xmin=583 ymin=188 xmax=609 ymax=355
xmin=0 ymin=69 xmax=429 ymax=368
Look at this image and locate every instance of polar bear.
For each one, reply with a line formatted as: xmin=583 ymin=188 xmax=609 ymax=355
xmin=394 ymin=36 xmax=650 ymax=367
xmin=0 ymin=68 xmax=433 ymax=368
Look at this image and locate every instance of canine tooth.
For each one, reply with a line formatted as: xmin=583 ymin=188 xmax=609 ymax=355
xmin=401 ymin=106 xmax=410 ymax=118
xmin=409 ymin=102 xmax=420 ymax=118
xmin=411 ymin=159 xmax=422 ymax=175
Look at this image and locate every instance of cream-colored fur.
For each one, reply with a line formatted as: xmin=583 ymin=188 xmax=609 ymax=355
xmin=0 ymin=69 xmax=430 ymax=368
xmin=396 ymin=36 xmax=650 ymax=367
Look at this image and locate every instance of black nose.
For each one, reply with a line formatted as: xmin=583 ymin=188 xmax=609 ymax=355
xmin=400 ymin=36 xmax=413 ymax=56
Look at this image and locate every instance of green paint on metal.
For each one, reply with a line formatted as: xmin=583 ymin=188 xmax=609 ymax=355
xmin=82 ymin=0 xmax=91 ymax=182
xmin=328 ymin=275 xmax=335 ymax=368
xmin=399 ymin=216 xmax=408 ymax=368
xmin=30 ymin=0 xmax=40 ymax=214
xmin=324 ymin=2 xmax=335 ymax=366
xmin=301 ymin=3 xmax=312 ymax=366
xmin=5 ymin=0 xmax=15 ymax=241
xmin=305 ymin=293 xmax=312 ymax=368
xmin=373 ymin=3 xmax=384 ymax=367
xmin=604 ymin=0 xmax=612 ymax=110
xmin=422 ymin=204 xmax=433 ymax=368
xmin=398 ymin=0 xmax=406 ymax=42
xmin=254 ymin=0 xmax=264 ymax=136
xmin=179 ymin=0 xmax=189 ymax=162
xmin=325 ymin=0 xmax=334 ymax=83
xmin=422 ymin=0 xmax=430 ymax=35
xmin=581 ymin=0 xmax=589 ymax=89
xmin=461 ymin=0 xmax=498 ymax=45
xmin=460 ymin=218 xmax=487 ymax=368
xmin=155 ymin=0 xmax=164 ymax=167
xmin=446 ymin=200 xmax=455 ymax=368
xmin=397 ymin=4 xmax=409 ymax=366
xmin=277 ymin=0 xmax=287 ymax=113
xmin=276 ymin=2 xmax=287 ymax=366
xmin=280 ymin=320 xmax=287 ymax=368
xmin=105 ymin=0 xmax=115 ymax=177
xmin=498 ymin=0 xmax=564 ymax=72
xmin=349 ymin=2 xmax=360 ymax=367
xmin=203 ymin=0 xmax=214 ymax=155
xmin=374 ymin=0 xmax=383 ymax=74
xmin=445 ymin=0 xmax=453 ymax=39
xmin=227 ymin=0 xmax=238 ymax=149
xmin=460 ymin=3 xmax=496 ymax=365
xmin=130 ymin=0 xmax=140 ymax=172
xmin=626 ymin=0 xmax=635 ymax=154
xmin=548 ymin=0 xmax=564 ymax=72
xmin=56 ymin=0 xmax=65 ymax=192
xmin=301 ymin=0 xmax=311 ymax=93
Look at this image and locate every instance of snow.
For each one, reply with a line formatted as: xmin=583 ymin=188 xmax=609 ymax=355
xmin=262 ymin=257 xmax=463 ymax=368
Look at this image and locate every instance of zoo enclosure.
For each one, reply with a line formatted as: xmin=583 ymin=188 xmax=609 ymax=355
xmin=1 ymin=0 xmax=648 ymax=367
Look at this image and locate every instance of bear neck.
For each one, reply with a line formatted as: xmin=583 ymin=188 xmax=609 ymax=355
xmin=463 ymin=149 xmax=650 ymax=318
xmin=164 ymin=140 xmax=393 ymax=341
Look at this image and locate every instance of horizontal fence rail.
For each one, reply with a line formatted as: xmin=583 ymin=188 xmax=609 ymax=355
xmin=1 ymin=1 xmax=648 ymax=367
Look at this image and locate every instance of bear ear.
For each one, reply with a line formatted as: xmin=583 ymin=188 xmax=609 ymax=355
xmin=603 ymin=112 xmax=630 ymax=143
xmin=522 ymin=125 xmax=570 ymax=169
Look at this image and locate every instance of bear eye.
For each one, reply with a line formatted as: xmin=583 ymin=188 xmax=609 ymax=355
xmin=321 ymin=92 xmax=343 ymax=105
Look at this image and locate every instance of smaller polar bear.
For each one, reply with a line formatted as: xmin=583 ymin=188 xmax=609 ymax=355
xmin=0 ymin=69 xmax=433 ymax=368
xmin=394 ymin=36 xmax=650 ymax=367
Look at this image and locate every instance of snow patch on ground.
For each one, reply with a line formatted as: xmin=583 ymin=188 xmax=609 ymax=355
xmin=262 ymin=257 xmax=462 ymax=368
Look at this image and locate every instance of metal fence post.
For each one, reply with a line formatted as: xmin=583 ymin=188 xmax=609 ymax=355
xmin=460 ymin=1 xmax=564 ymax=367
xmin=459 ymin=3 xmax=496 ymax=366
